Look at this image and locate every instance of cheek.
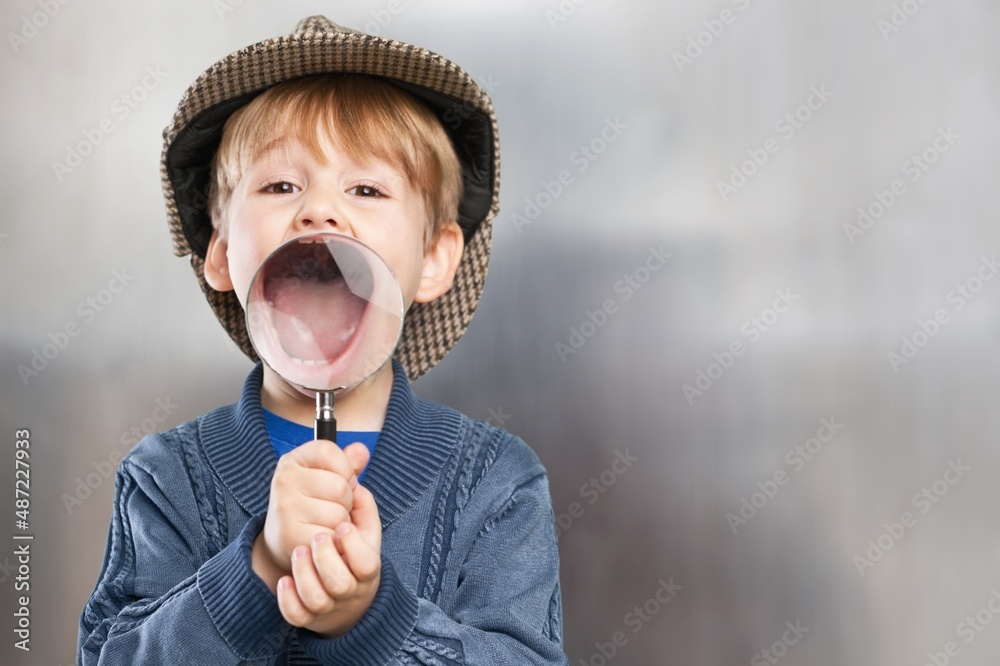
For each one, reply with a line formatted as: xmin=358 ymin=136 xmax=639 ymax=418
xmin=360 ymin=228 xmax=426 ymax=303
xmin=224 ymin=234 xmax=268 ymax=306
xmin=400 ymin=248 xmax=429 ymax=306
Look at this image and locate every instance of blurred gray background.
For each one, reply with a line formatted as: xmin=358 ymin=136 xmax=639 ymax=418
xmin=3 ymin=0 xmax=1000 ymax=664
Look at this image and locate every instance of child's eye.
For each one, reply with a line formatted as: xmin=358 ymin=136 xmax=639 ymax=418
xmin=348 ymin=183 xmax=387 ymax=198
xmin=261 ymin=181 xmax=299 ymax=195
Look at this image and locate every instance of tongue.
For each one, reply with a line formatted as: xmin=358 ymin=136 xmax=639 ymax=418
xmin=264 ymin=273 xmax=368 ymax=363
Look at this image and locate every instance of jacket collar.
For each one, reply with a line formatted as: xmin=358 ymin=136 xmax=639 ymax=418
xmin=198 ymin=359 xmax=462 ymax=529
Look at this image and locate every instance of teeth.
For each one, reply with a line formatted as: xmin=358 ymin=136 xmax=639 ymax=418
xmin=265 ymin=309 xmax=333 ymax=367
xmin=288 ymin=355 xmax=323 ymax=366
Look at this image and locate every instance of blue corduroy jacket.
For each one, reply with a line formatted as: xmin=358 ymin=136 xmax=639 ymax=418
xmin=78 ymin=359 xmax=568 ymax=665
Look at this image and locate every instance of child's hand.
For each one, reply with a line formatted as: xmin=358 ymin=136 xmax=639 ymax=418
xmin=276 ymin=479 xmax=383 ymax=638
xmin=253 ymin=441 xmax=370 ymax=587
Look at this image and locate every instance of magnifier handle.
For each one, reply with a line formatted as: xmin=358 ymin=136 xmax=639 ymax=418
xmin=315 ymin=417 xmax=337 ymax=444
xmin=315 ymin=391 xmax=337 ymax=444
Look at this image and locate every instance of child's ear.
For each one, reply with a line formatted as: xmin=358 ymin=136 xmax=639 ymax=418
xmin=413 ymin=220 xmax=464 ymax=304
xmin=203 ymin=226 xmax=234 ymax=292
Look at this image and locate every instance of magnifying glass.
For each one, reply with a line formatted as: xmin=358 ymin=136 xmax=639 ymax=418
xmin=245 ymin=232 xmax=404 ymax=444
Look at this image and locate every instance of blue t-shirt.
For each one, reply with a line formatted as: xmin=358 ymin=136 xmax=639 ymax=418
xmin=262 ymin=408 xmax=379 ymax=483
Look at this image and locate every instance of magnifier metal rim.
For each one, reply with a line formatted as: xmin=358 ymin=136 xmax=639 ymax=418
xmin=244 ymin=232 xmax=405 ymax=394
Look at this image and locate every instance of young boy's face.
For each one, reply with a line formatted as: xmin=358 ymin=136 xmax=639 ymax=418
xmin=203 ymin=132 xmax=463 ymax=331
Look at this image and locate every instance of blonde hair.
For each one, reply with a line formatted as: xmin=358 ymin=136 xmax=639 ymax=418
xmin=208 ymin=74 xmax=463 ymax=250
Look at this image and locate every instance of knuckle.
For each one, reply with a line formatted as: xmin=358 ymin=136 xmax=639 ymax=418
xmin=329 ymin=474 xmax=348 ymax=494
xmin=307 ymin=591 xmax=330 ymax=611
xmin=326 ymin=575 xmax=353 ymax=597
xmin=336 ymin=490 xmax=354 ymax=510
xmin=272 ymin=499 xmax=291 ymax=519
xmin=328 ymin=505 xmax=350 ymax=526
xmin=327 ymin=474 xmax=352 ymax=501
xmin=272 ymin=472 xmax=291 ymax=492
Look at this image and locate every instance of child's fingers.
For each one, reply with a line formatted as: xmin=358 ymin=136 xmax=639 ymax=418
xmin=335 ymin=522 xmax=380 ymax=582
xmin=342 ymin=442 xmax=370 ymax=477
xmin=290 ymin=544 xmax=335 ymax=615
xmin=283 ymin=440 xmax=358 ymax=489
xmin=311 ymin=531 xmax=356 ymax=598
xmin=291 ymin=467 xmax=355 ymax=512
xmin=298 ymin=499 xmax=352 ymax=534
xmin=276 ymin=575 xmax=314 ymax=627
xmin=350 ymin=484 xmax=382 ymax=550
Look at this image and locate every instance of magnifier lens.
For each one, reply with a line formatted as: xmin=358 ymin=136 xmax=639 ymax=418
xmin=245 ymin=233 xmax=404 ymax=393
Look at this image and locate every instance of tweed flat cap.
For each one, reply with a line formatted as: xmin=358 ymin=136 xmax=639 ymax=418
xmin=160 ymin=15 xmax=500 ymax=380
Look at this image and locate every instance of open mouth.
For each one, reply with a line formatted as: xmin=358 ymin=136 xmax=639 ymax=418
xmin=259 ymin=235 xmax=373 ymax=366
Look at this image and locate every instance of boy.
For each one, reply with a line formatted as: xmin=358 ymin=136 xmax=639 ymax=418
xmin=78 ymin=15 xmax=568 ymax=666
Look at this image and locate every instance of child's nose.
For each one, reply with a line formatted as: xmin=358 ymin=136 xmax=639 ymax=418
xmin=294 ymin=194 xmax=352 ymax=235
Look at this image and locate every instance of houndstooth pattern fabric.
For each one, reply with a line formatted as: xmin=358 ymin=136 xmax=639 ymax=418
xmin=161 ymin=16 xmax=500 ymax=381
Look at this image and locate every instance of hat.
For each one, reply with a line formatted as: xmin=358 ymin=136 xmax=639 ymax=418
xmin=160 ymin=15 xmax=500 ymax=380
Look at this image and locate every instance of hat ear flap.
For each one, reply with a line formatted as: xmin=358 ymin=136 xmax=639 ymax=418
xmin=203 ymin=227 xmax=234 ymax=292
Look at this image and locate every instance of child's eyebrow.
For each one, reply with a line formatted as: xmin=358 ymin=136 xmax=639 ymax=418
xmin=248 ymin=136 xmax=410 ymax=189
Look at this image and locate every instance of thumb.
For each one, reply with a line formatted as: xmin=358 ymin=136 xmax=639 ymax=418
xmin=343 ymin=442 xmax=370 ymax=477
xmin=350 ymin=483 xmax=382 ymax=550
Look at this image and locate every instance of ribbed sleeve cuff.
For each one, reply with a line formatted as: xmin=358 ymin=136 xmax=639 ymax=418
xmin=297 ymin=556 xmax=419 ymax=665
xmin=197 ymin=512 xmax=291 ymax=659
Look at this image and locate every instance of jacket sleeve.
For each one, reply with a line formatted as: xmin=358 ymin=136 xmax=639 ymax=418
xmin=296 ymin=467 xmax=569 ymax=666
xmin=78 ymin=455 xmax=293 ymax=665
